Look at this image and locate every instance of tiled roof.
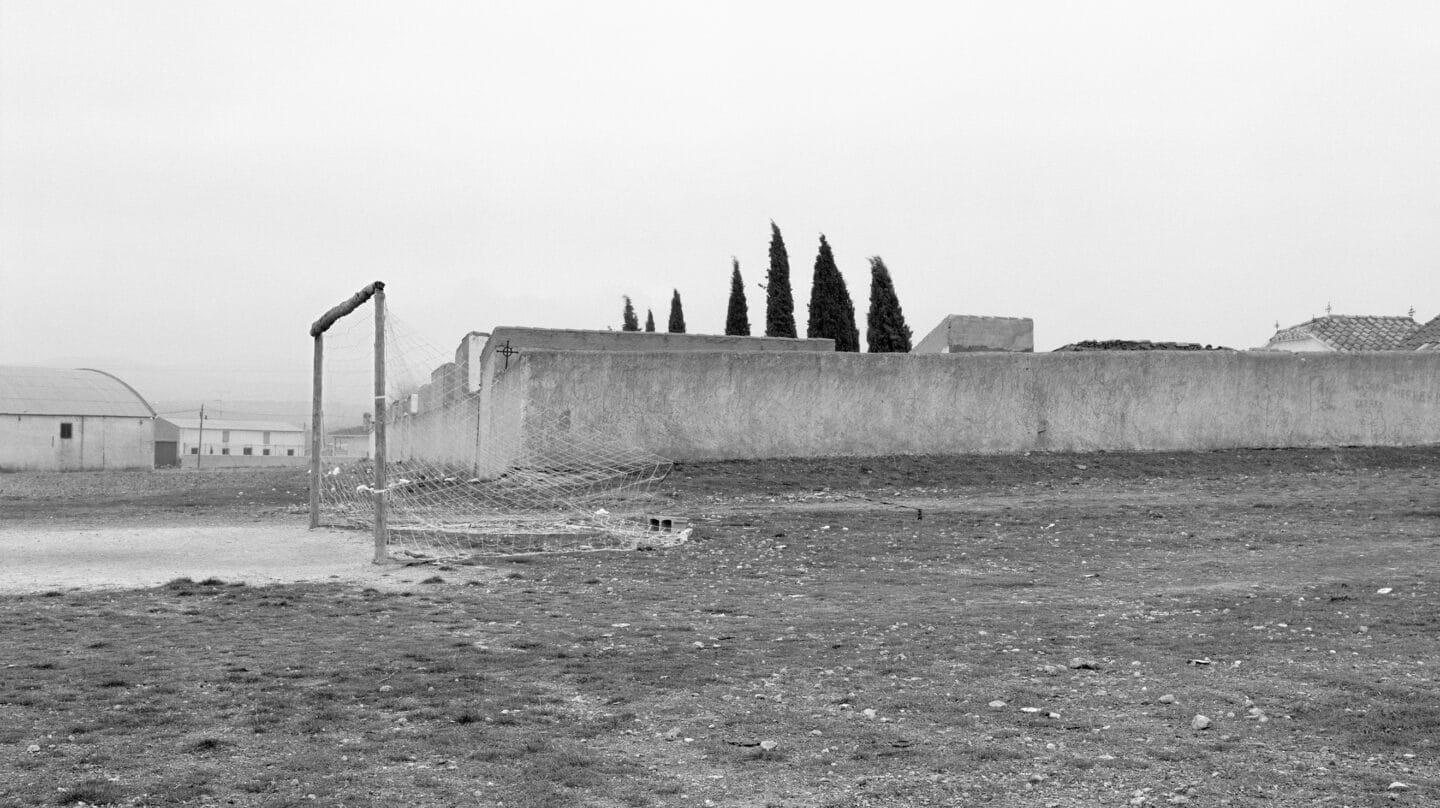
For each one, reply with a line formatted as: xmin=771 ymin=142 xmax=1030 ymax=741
xmin=0 ymin=366 xmax=155 ymax=417
xmin=1397 ymin=314 xmax=1440 ymax=351
xmin=1271 ymin=315 xmax=1419 ymax=351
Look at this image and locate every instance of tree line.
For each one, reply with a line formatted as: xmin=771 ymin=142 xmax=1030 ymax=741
xmin=620 ymin=222 xmax=912 ymax=353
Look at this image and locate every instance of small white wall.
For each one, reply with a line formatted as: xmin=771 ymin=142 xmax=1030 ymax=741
xmin=0 ymin=414 xmax=152 ymax=471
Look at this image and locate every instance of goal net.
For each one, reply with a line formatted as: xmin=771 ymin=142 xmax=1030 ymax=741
xmin=309 ymin=283 xmax=684 ymax=560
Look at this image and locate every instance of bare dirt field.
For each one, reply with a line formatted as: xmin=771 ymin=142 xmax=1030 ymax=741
xmin=1 ymin=448 xmax=1438 ymax=807
xmin=0 ymin=468 xmax=496 ymax=593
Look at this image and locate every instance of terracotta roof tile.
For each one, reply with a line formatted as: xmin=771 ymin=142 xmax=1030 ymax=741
xmin=1398 ymin=313 xmax=1440 ymax=351
xmin=1275 ymin=315 xmax=1419 ymax=351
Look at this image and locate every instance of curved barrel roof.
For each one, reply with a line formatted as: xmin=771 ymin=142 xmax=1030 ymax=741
xmin=0 ymin=366 xmax=156 ymax=417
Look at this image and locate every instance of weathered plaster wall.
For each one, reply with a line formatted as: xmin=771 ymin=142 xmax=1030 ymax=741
xmin=494 ymin=350 xmax=1440 ymax=461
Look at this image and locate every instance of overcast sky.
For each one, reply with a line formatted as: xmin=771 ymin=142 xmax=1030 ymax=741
xmin=3 ymin=1 xmax=1438 ymax=404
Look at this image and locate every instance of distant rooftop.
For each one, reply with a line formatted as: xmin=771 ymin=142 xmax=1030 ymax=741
xmin=1397 ymin=313 xmax=1440 ymax=351
xmin=0 ymin=366 xmax=155 ymax=417
xmin=1052 ymin=340 xmax=1229 ymax=352
xmin=1268 ymin=315 xmax=1419 ymax=351
xmin=161 ymin=417 xmax=304 ymax=433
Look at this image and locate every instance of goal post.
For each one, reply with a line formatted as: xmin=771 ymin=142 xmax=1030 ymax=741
xmin=307 ymin=282 xmax=686 ymax=561
xmin=308 ymin=281 xmax=387 ymax=563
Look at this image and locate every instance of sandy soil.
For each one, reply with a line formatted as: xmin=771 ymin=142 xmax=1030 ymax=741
xmin=0 ymin=522 xmax=497 ymax=594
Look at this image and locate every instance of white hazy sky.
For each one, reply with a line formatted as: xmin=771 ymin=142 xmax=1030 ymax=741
xmin=3 ymin=1 xmax=1438 ymax=403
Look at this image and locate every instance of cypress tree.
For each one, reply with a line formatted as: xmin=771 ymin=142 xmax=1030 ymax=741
xmin=644 ymin=309 xmax=655 ymax=332
xmin=866 ymin=256 xmax=913 ymax=352
xmin=724 ymin=258 xmax=750 ymax=336
xmin=668 ymin=289 xmax=686 ymax=334
xmin=764 ymin=221 xmax=796 ymax=338
xmin=806 ymin=234 xmax=860 ymax=351
xmin=621 ymin=295 xmax=639 ymax=332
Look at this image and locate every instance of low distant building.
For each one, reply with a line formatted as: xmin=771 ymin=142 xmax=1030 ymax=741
xmin=0 ymin=366 xmax=155 ymax=471
xmin=326 ymin=414 xmax=374 ymax=459
xmin=913 ymin=315 xmax=1034 ymax=353
xmin=1260 ymin=314 xmax=1419 ymax=352
xmin=156 ymin=416 xmax=306 ymax=467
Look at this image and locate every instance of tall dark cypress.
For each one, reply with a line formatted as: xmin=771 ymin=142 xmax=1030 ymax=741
xmin=866 ymin=256 xmax=913 ymax=352
xmin=644 ymin=309 xmax=655 ymax=332
xmin=764 ymin=221 xmax=796 ymax=338
xmin=806 ymin=235 xmax=860 ymax=351
xmin=724 ymin=258 xmax=750 ymax=336
xmin=621 ymin=296 xmax=639 ymax=332
xmin=667 ymin=289 xmax=687 ymax=334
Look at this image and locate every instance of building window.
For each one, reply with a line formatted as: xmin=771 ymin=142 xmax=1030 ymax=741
xmin=190 ymin=447 xmax=199 ymax=454
xmin=263 ymin=431 xmax=271 ymax=443
xmin=286 ymin=449 xmax=295 ymax=456
xmin=59 ymin=423 xmax=73 ymax=439
xmin=221 ymin=448 xmax=229 ymax=455
xmin=243 ymin=447 xmax=253 ymax=456
xmin=263 ymin=448 xmax=271 ymax=456
xmin=222 ymin=430 xmax=231 ymax=443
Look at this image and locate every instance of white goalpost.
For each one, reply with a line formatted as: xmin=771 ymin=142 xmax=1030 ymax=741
xmin=307 ymin=282 xmax=684 ymax=561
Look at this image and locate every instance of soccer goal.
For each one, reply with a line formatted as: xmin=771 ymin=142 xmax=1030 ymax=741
xmin=307 ymin=282 xmax=683 ymax=562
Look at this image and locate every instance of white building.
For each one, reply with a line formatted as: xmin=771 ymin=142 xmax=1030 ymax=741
xmin=156 ymin=417 xmax=306 ymax=466
xmin=0 ymin=366 xmax=156 ymax=471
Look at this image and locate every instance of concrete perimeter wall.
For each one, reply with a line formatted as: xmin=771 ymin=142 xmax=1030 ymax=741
xmin=496 ymin=350 xmax=1440 ymax=460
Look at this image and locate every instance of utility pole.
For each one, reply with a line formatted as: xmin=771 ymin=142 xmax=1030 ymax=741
xmin=196 ymin=404 xmax=205 ymax=470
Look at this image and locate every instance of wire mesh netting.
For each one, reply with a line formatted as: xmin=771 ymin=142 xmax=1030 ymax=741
xmin=313 ymin=304 xmax=685 ymax=558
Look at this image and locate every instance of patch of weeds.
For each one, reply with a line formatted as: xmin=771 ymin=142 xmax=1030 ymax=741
xmin=576 ymin=712 xmax=637 ymax=739
xmin=165 ymin=577 xmax=196 ymax=589
xmin=420 ymin=575 xmax=445 ymax=585
xmin=197 ymin=577 xmax=227 ymax=586
xmin=187 ymin=737 xmax=230 ymax=754
xmin=54 ymin=779 xmax=126 ymax=805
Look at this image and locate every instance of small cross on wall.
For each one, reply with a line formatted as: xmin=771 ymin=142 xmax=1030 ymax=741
xmin=496 ymin=340 xmax=519 ymax=369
